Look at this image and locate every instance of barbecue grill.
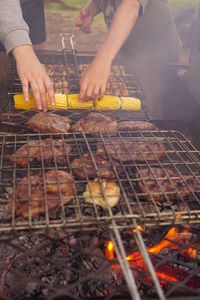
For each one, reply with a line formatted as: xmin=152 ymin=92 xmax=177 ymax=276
xmin=0 ymin=33 xmax=200 ymax=300
xmin=0 ymin=130 xmax=200 ymax=233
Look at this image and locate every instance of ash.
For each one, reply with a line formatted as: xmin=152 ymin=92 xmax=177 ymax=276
xmin=0 ymin=230 xmax=128 ymax=300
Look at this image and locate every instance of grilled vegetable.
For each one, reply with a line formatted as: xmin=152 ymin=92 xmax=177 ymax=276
xmin=14 ymin=93 xmax=67 ymax=110
xmin=14 ymin=93 xmax=141 ymax=111
xmin=96 ymin=95 xmax=121 ymax=110
xmin=120 ymin=97 xmax=141 ymax=111
xmin=67 ymin=94 xmax=93 ymax=109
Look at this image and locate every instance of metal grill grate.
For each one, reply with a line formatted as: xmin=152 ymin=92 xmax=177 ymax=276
xmin=6 ymin=50 xmax=149 ymax=121
xmin=0 ymin=130 xmax=200 ymax=233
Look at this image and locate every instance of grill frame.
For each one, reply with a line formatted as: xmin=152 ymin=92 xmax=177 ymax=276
xmin=5 ymin=49 xmax=150 ymax=122
xmin=0 ymin=129 xmax=200 ymax=233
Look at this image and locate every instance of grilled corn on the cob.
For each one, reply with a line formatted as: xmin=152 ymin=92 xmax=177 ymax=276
xmin=14 ymin=93 xmax=141 ymax=111
xmin=120 ymin=97 xmax=141 ymax=111
xmin=67 ymin=94 xmax=93 ymax=109
xmin=14 ymin=93 xmax=67 ymax=110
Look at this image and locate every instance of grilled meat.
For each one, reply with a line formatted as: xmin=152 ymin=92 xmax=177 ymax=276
xmin=7 ymin=169 xmax=74 ymax=218
xmin=26 ymin=112 xmax=71 ymax=133
xmin=71 ymin=153 xmax=123 ymax=179
xmin=10 ymin=138 xmax=72 ymax=167
xmin=83 ymin=179 xmax=120 ymax=209
xmin=97 ymin=140 xmax=166 ymax=162
xmin=46 ymin=64 xmax=68 ymax=94
xmin=118 ymin=121 xmax=155 ymax=131
xmin=72 ymin=112 xmax=118 ymax=133
xmin=136 ymin=167 xmax=200 ymax=202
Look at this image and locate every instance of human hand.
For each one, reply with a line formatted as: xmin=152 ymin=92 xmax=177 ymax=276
xmin=79 ymin=57 xmax=111 ymax=101
xmin=12 ymin=45 xmax=55 ymax=112
xmin=44 ymin=0 xmax=53 ymax=5
xmin=75 ymin=6 xmax=94 ymax=34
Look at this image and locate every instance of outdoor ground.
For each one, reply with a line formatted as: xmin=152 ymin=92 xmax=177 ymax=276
xmin=36 ymin=2 xmax=107 ymax=52
xmin=35 ymin=0 xmax=199 ymax=53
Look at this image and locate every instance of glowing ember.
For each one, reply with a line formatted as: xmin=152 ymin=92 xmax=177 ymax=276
xmin=133 ymin=225 xmax=143 ymax=234
xmin=155 ymin=271 xmax=179 ymax=283
xmin=105 ymin=226 xmax=199 ymax=287
xmin=105 ymin=241 xmax=114 ymax=260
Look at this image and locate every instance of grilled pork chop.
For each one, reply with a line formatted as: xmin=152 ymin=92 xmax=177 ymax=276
xmin=72 ymin=112 xmax=118 ymax=133
xmin=26 ymin=112 xmax=71 ymax=133
xmin=71 ymin=153 xmax=123 ymax=179
xmin=97 ymin=140 xmax=166 ymax=162
xmin=136 ymin=167 xmax=200 ymax=202
xmin=10 ymin=138 xmax=72 ymax=167
xmin=7 ymin=169 xmax=74 ymax=218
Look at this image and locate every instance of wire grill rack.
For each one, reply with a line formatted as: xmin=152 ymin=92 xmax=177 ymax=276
xmin=0 ymin=130 xmax=199 ymax=233
xmin=6 ymin=49 xmax=149 ymax=121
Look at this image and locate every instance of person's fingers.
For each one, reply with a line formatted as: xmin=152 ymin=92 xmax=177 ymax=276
xmin=30 ymin=80 xmax=42 ymax=110
xmin=91 ymin=85 xmax=100 ymax=99
xmin=79 ymin=80 xmax=88 ymax=102
xmin=75 ymin=14 xmax=82 ymax=27
xmin=98 ymin=84 xmax=106 ymax=100
xmin=37 ymin=80 xmax=47 ymax=112
xmin=44 ymin=76 xmax=55 ymax=106
xmin=82 ymin=25 xmax=92 ymax=34
xmin=20 ymin=76 xmax=29 ymax=101
xmin=85 ymin=83 xmax=94 ymax=100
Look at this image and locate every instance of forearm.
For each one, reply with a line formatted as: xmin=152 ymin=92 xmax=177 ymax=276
xmin=96 ymin=0 xmax=140 ymax=64
xmin=0 ymin=0 xmax=31 ymax=54
xmin=12 ymin=45 xmax=37 ymax=63
xmin=86 ymin=0 xmax=101 ymax=17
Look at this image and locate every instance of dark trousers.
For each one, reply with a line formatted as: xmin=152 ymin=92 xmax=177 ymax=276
xmin=0 ymin=0 xmax=46 ymax=51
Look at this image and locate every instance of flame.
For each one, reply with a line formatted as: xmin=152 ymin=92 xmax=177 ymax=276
xmin=180 ymin=247 xmax=197 ymax=260
xmin=148 ymin=227 xmax=179 ymax=254
xmin=155 ymin=271 xmax=179 ymax=282
xmin=148 ymin=227 xmax=191 ymax=255
xmin=105 ymin=241 xmax=114 ymax=260
xmin=105 ymin=226 xmax=197 ymax=286
xmin=133 ymin=225 xmax=143 ymax=234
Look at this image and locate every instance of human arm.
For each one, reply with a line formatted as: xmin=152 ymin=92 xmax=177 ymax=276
xmin=75 ymin=0 xmax=101 ymax=34
xmin=79 ymin=0 xmax=140 ymax=101
xmin=0 ymin=0 xmax=54 ymax=111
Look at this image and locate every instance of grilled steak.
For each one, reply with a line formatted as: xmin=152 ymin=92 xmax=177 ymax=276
xmin=10 ymin=138 xmax=72 ymax=167
xmin=118 ymin=121 xmax=155 ymax=131
xmin=7 ymin=169 xmax=74 ymax=218
xmin=71 ymin=153 xmax=123 ymax=179
xmin=72 ymin=112 xmax=118 ymax=133
xmin=97 ymin=140 xmax=166 ymax=162
xmin=26 ymin=112 xmax=71 ymax=133
xmin=136 ymin=167 xmax=200 ymax=202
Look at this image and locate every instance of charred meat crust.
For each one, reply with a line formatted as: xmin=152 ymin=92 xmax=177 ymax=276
xmin=136 ymin=167 xmax=200 ymax=202
xmin=7 ymin=169 xmax=74 ymax=218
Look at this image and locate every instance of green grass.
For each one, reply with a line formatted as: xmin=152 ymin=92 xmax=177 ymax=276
xmin=45 ymin=0 xmax=88 ymax=12
xmin=169 ymin=0 xmax=199 ymax=10
xmin=46 ymin=0 xmax=199 ymax=12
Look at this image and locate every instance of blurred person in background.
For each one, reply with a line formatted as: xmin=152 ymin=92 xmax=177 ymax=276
xmin=0 ymin=0 xmax=54 ymax=111
xmin=75 ymin=0 xmax=181 ymax=119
